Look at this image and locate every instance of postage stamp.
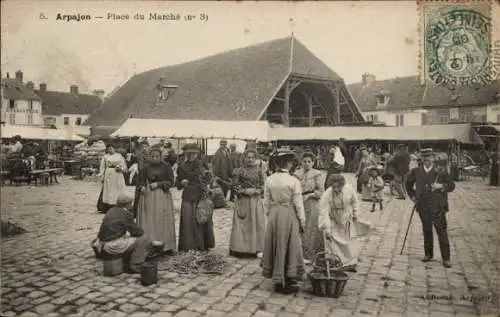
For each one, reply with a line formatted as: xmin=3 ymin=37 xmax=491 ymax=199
xmin=419 ymin=0 xmax=495 ymax=89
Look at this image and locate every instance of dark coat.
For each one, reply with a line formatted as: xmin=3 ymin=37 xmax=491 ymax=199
xmin=390 ymin=150 xmax=411 ymax=176
xmin=212 ymin=147 xmax=232 ymax=181
xmin=137 ymin=161 xmax=174 ymax=192
xmin=405 ymin=166 xmax=455 ymax=212
xmin=176 ymin=159 xmax=210 ymax=202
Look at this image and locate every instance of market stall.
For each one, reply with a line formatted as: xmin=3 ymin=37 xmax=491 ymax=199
xmin=111 ymin=119 xmax=270 ymax=141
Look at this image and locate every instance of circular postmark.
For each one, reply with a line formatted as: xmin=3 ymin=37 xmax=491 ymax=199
xmin=424 ymin=8 xmax=493 ymax=89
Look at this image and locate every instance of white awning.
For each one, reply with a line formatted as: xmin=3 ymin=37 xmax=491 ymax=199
xmin=0 ymin=125 xmax=84 ymax=141
xmin=269 ymin=124 xmax=483 ymax=144
xmin=111 ymin=119 xmax=270 ymax=141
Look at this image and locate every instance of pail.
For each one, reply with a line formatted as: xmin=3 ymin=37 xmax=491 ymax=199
xmin=140 ymin=261 xmax=158 ymax=286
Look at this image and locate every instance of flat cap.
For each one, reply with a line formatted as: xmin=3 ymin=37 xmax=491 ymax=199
xmin=116 ymin=195 xmax=134 ymax=206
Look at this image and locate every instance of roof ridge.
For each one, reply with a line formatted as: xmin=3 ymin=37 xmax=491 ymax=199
xmin=144 ymin=36 xmax=293 ymax=73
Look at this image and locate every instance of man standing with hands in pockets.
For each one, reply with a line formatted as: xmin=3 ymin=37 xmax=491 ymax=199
xmin=405 ymin=149 xmax=455 ymax=268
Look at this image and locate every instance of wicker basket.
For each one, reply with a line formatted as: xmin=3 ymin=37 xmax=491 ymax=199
xmin=308 ymin=252 xmax=349 ymax=298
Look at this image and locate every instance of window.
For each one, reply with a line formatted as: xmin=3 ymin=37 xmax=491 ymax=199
xmin=396 ymin=114 xmax=404 ymax=126
xmin=9 ymin=100 xmax=15 ymax=109
xmin=8 ymin=113 xmax=15 ymax=124
xmin=376 ymin=96 xmax=385 ymax=104
xmin=421 ymin=113 xmax=428 ymax=125
xmin=75 ymin=117 xmax=82 ymax=125
xmin=366 ymin=114 xmax=378 ymax=122
xmin=27 ymin=114 xmax=33 ymax=125
xmin=63 ymin=117 xmax=69 ymax=125
xmin=28 ymin=100 xmax=33 ymax=110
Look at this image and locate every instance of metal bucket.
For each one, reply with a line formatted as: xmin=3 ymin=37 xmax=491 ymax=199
xmin=140 ymin=261 xmax=158 ymax=286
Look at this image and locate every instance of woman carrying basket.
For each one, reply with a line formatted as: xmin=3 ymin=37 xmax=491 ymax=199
xmin=318 ymin=174 xmax=370 ymax=273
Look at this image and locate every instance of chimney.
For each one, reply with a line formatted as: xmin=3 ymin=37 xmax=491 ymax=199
xmin=92 ymin=89 xmax=105 ymax=101
xmin=26 ymin=81 xmax=35 ymax=90
xmin=362 ymin=73 xmax=376 ymax=86
xmin=70 ymin=84 xmax=78 ymax=95
xmin=39 ymin=83 xmax=47 ymax=92
xmin=15 ymin=70 xmax=23 ymax=83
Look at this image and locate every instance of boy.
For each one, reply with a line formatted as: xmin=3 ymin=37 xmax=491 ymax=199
xmin=367 ymin=166 xmax=384 ymax=212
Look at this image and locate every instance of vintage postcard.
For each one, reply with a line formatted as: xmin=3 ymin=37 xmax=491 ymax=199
xmin=1 ymin=1 xmax=499 ymax=317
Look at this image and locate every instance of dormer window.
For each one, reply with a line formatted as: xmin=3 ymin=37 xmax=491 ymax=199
xmin=157 ymin=84 xmax=178 ymax=102
xmin=375 ymin=91 xmax=390 ymax=109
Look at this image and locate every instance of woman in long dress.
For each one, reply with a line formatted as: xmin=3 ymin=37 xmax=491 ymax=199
xmin=137 ymin=146 xmax=176 ymax=253
xmin=176 ymin=143 xmax=215 ymax=252
xmin=294 ymin=152 xmax=324 ymax=262
xmin=261 ymin=150 xmax=306 ymax=294
xmin=97 ymin=145 xmax=127 ymax=213
xmin=356 ymin=149 xmax=376 ymax=201
xmin=318 ymin=174 xmax=364 ymax=272
xmin=229 ymin=148 xmax=266 ymax=258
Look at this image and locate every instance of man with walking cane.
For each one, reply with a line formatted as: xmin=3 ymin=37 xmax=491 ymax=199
xmin=404 ymin=149 xmax=455 ymax=268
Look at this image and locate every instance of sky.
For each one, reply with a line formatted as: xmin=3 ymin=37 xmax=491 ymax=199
xmin=0 ymin=1 xmax=494 ymax=95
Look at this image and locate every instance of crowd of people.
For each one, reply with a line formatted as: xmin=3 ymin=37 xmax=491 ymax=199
xmin=85 ymin=137 xmax=496 ymax=295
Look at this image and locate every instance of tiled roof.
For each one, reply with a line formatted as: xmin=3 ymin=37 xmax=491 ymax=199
xmin=36 ymin=90 xmax=102 ymax=116
xmin=1 ymin=78 xmax=41 ymax=101
xmin=85 ymin=36 xmax=352 ymax=128
xmin=348 ymin=76 xmax=500 ymax=112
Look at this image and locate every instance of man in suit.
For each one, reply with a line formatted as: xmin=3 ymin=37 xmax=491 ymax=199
xmin=406 ymin=149 xmax=455 ymax=268
xmin=213 ymin=140 xmax=232 ymax=197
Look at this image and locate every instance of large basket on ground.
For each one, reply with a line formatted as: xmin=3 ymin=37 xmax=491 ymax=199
xmin=308 ymin=251 xmax=349 ymax=298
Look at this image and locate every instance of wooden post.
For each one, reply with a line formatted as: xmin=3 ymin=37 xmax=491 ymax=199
xmin=284 ymin=81 xmax=290 ymax=127
xmin=307 ymin=93 xmax=313 ymax=127
xmin=334 ymin=87 xmax=341 ymax=124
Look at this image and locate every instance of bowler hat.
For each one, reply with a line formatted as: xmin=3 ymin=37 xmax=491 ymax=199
xmin=220 ymin=140 xmax=228 ymax=145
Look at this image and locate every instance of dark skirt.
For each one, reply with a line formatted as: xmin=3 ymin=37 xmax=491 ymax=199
xmin=262 ymin=204 xmax=304 ymax=286
xmin=490 ymin=162 xmax=499 ymax=186
xmin=178 ymin=200 xmax=215 ymax=252
xmin=97 ymin=189 xmax=113 ymax=213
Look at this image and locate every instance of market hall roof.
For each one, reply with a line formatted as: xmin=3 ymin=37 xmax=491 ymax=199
xmin=84 ymin=36 xmax=350 ymax=128
xmin=348 ymin=75 xmax=500 ymax=112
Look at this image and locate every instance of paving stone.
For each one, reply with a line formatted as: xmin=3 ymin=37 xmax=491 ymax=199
xmin=174 ymin=311 xmax=200 ymax=317
xmin=118 ymin=303 xmax=139 ymax=314
xmin=34 ymin=303 xmax=57 ymax=314
xmin=203 ymin=310 xmax=227 ymax=317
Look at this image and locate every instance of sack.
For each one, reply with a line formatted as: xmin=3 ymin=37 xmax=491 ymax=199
xmin=196 ymin=197 xmax=214 ymax=225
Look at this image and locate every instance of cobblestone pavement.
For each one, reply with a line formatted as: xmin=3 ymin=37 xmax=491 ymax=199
xmin=1 ymin=174 xmax=498 ymax=317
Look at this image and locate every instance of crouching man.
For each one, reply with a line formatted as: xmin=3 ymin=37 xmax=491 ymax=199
xmin=92 ymin=194 xmax=149 ymax=273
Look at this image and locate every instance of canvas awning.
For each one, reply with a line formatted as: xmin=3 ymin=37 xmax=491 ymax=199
xmin=111 ymin=119 xmax=270 ymax=141
xmin=269 ymin=124 xmax=483 ymax=144
xmin=1 ymin=125 xmax=84 ymax=141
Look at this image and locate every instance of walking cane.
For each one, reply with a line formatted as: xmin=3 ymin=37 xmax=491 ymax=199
xmin=400 ymin=203 xmax=417 ymax=255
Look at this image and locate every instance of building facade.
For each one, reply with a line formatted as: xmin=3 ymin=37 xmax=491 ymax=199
xmin=37 ymin=83 xmax=102 ymax=136
xmin=349 ymin=74 xmax=500 ymax=126
xmin=1 ymin=71 xmax=43 ymax=126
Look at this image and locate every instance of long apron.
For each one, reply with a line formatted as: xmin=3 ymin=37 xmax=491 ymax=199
xmin=229 ymin=194 xmax=265 ymax=254
xmin=137 ymin=182 xmax=176 ymax=252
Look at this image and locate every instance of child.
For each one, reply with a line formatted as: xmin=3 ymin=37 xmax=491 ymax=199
xmin=367 ymin=166 xmax=384 ymax=212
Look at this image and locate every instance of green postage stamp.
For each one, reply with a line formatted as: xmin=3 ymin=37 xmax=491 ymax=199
xmin=420 ymin=0 xmax=495 ymax=89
